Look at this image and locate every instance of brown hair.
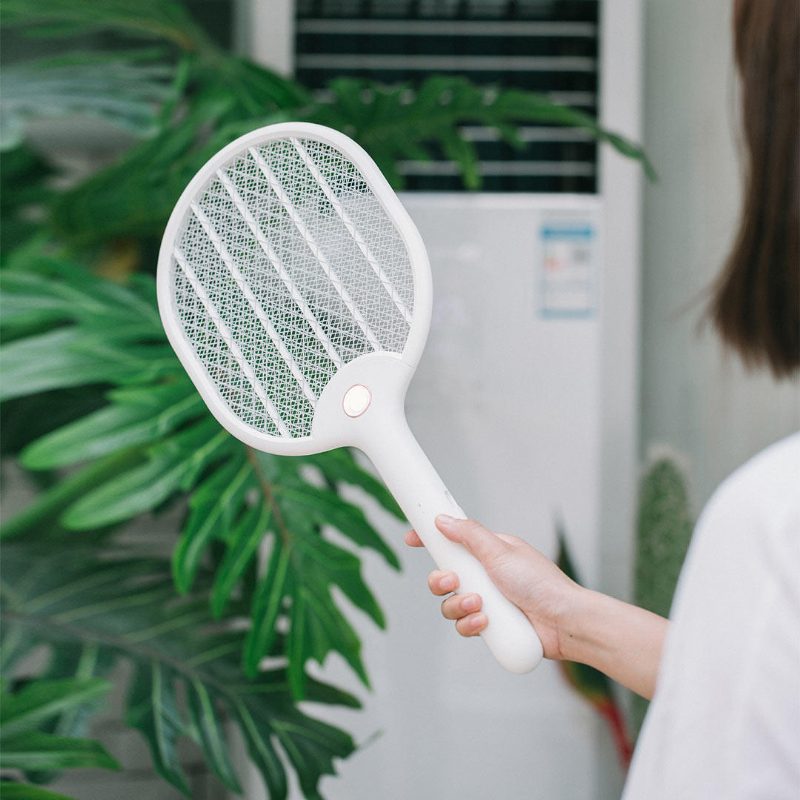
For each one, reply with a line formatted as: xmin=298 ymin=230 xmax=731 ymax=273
xmin=709 ymin=0 xmax=799 ymax=376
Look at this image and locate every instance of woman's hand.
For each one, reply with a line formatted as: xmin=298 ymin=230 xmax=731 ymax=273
xmin=404 ymin=514 xmax=582 ymax=660
xmin=406 ymin=513 xmax=669 ymax=698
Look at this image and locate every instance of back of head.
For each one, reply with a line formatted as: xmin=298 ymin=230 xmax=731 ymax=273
xmin=710 ymin=0 xmax=800 ymax=377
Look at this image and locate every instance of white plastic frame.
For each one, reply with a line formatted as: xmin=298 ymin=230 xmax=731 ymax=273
xmin=157 ymin=121 xmax=432 ymax=456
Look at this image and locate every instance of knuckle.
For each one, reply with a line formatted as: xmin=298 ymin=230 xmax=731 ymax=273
xmin=456 ymin=612 xmax=486 ymax=637
xmin=461 ymin=593 xmax=481 ymax=612
xmin=429 ymin=570 xmax=457 ymax=594
xmin=427 ymin=571 xmax=443 ymax=592
xmin=462 ymin=518 xmax=483 ymax=535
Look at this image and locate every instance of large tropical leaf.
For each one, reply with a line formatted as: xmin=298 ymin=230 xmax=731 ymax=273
xmin=0 ymin=147 xmax=55 ymax=253
xmin=0 ymin=253 xmax=403 ymax=697
xmin=0 ymin=676 xmax=120 ymax=797
xmin=313 ymin=76 xmax=657 ymax=188
xmin=47 ymin=72 xmax=305 ymax=246
xmin=0 ymin=52 xmax=177 ymax=151
xmin=47 ymin=68 xmax=653 ymax=245
xmin=0 ymin=541 xmax=360 ymax=799
xmin=0 ymin=0 xmax=212 ymax=51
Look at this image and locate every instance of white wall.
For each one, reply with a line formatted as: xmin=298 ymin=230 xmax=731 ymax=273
xmin=640 ymin=0 xmax=800 ymax=511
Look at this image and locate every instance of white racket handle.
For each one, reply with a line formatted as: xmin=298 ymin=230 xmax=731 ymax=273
xmin=363 ymin=416 xmax=544 ymax=674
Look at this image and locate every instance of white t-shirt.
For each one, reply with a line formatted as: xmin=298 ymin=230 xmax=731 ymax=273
xmin=623 ymin=433 xmax=800 ymax=800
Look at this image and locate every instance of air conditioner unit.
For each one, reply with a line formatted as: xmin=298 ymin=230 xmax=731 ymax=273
xmin=242 ymin=3 xmax=642 ymax=799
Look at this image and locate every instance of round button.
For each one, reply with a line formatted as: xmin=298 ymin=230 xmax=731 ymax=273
xmin=342 ymin=384 xmax=371 ymax=417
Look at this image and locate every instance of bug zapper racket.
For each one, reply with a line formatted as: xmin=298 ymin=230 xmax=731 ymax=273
xmin=157 ymin=122 xmax=543 ymax=673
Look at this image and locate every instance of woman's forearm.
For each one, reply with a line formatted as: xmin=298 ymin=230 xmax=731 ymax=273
xmin=410 ymin=516 xmax=668 ymax=698
xmin=558 ymin=588 xmax=669 ymax=700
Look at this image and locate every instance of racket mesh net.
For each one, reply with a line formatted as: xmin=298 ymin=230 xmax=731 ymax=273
xmin=171 ymin=136 xmax=415 ymax=438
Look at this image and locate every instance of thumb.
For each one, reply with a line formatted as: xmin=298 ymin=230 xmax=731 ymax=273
xmin=435 ymin=515 xmax=508 ymax=564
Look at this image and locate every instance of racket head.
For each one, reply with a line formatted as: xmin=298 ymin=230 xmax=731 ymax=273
xmin=157 ymin=122 xmax=431 ymax=455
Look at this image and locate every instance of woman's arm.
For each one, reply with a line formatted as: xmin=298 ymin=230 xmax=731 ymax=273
xmin=559 ymin=587 xmax=668 ymax=699
xmin=406 ymin=515 xmax=668 ymax=699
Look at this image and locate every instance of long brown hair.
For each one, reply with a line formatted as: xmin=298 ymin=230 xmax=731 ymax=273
xmin=709 ymin=0 xmax=799 ymax=376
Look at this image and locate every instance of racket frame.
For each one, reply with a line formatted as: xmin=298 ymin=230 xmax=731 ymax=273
xmin=157 ymin=122 xmax=431 ymax=456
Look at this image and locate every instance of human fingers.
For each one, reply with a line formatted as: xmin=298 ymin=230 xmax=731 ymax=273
xmin=404 ymin=529 xmax=425 ymax=547
xmin=435 ymin=515 xmax=509 ymax=563
xmin=440 ymin=593 xmax=482 ymax=620
xmin=427 ymin=570 xmax=459 ymax=596
xmin=455 ymin=612 xmax=487 ymax=637
xmin=407 ymin=523 xmax=519 ymax=551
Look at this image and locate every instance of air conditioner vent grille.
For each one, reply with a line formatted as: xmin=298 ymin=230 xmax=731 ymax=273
xmin=295 ymin=0 xmax=601 ymax=192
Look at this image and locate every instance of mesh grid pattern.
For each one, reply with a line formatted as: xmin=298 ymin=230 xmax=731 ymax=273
xmin=171 ymin=134 xmax=415 ymax=438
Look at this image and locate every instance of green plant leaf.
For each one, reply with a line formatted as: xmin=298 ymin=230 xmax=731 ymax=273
xmin=46 ymin=72 xmax=302 ymax=246
xmin=232 ymin=701 xmax=288 ymax=800
xmin=1 ymin=0 xmax=213 ymax=52
xmin=172 ymin=453 xmax=254 ymax=594
xmin=0 ymin=668 xmax=118 ymax=790
xmin=0 ymin=329 xmax=126 ymax=401
xmin=21 ymin=383 xmax=202 ymax=470
xmin=62 ymin=421 xmax=228 ymax=529
xmin=311 ymin=76 xmax=656 ymax=189
xmin=127 ymin=663 xmax=190 ymax=795
xmin=555 ymin=522 xmax=633 ymax=767
xmin=632 ymin=455 xmax=693 ymax=734
xmin=243 ymin=541 xmax=291 ymax=677
xmin=285 ymin=539 xmax=375 ymax=698
xmin=0 ymin=451 xmax=142 ymax=541
xmin=1 ymin=542 xmax=358 ymax=799
xmin=210 ymin=503 xmax=271 ymax=618
xmin=276 ymin=482 xmax=400 ymax=569
xmin=301 ymin=449 xmax=403 ymax=519
xmin=4 ymin=266 xmax=396 ymax=686
xmin=0 ymin=263 xmax=162 ymax=337
xmin=186 ymin=678 xmax=242 ymax=793
xmin=0 ymin=678 xmax=110 ymax=739
xmin=0 ymin=731 xmax=120 ymax=772
xmin=0 ymin=783 xmax=78 ymax=800
xmin=0 ymin=52 xmax=177 ymax=150
xmin=0 ymin=147 xmax=55 ymax=253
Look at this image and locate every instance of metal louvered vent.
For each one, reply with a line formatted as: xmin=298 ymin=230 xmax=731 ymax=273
xmin=295 ymin=0 xmax=600 ymax=193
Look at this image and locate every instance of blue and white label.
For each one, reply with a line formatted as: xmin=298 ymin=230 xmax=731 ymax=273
xmin=539 ymin=219 xmax=596 ymax=318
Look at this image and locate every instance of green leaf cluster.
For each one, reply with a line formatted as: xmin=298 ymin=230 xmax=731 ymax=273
xmin=0 ymin=250 xmax=402 ymax=690
xmin=1 ymin=541 xmax=362 ymax=799
xmin=1 ymin=0 xmax=653 ymax=252
xmin=1 ymin=677 xmax=119 ymax=783
xmin=0 ymin=52 xmax=178 ymax=150
xmin=0 ymin=238 xmax=401 ymax=797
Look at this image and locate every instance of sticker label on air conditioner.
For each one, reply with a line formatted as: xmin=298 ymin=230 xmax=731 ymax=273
xmin=539 ymin=218 xmax=596 ymax=318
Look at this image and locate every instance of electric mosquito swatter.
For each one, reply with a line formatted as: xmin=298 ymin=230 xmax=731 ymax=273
xmin=157 ymin=122 xmax=543 ymax=674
